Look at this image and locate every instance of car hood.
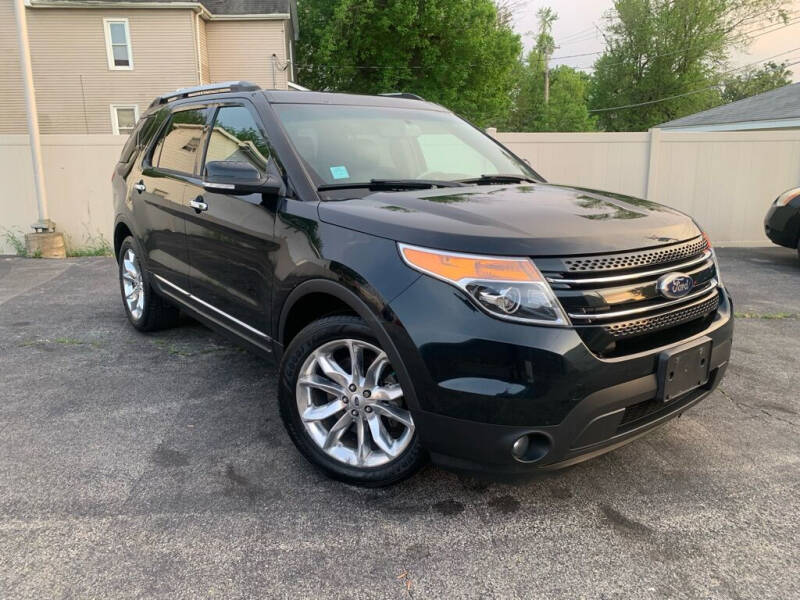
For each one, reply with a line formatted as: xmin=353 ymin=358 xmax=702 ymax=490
xmin=317 ymin=183 xmax=702 ymax=256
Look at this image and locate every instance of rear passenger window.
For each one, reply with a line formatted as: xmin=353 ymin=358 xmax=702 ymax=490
xmin=152 ymin=108 xmax=208 ymax=174
xmin=205 ymin=106 xmax=270 ymax=177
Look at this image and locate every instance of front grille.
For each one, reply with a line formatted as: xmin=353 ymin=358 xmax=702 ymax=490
xmin=560 ymin=237 xmax=708 ymax=272
xmin=604 ymin=294 xmax=720 ymax=338
xmin=535 ymin=236 xmax=721 ymax=357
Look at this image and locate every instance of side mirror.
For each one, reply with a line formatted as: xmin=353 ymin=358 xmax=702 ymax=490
xmin=203 ymin=161 xmax=281 ymax=196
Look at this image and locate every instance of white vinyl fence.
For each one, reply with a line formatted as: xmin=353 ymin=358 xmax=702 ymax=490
xmin=2 ymin=129 xmax=800 ymax=254
xmin=1 ymin=134 xmax=124 ymax=254
xmin=492 ymin=129 xmax=800 ymax=246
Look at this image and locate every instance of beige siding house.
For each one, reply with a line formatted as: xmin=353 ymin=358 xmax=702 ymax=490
xmin=1 ymin=0 xmax=298 ymax=135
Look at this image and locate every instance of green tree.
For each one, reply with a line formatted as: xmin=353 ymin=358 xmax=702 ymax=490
xmin=295 ymin=0 xmax=522 ymax=127
xmin=721 ymin=61 xmax=792 ymax=102
xmin=545 ymin=66 xmax=597 ymax=131
xmin=590 ymin=0 xmax=790 ymax=131
xmin=500 ymin=7 xmax=596 ymax=132
xmin=500 ymin=52 xmax=597 ymax=131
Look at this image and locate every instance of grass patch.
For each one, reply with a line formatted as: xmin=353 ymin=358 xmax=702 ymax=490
xmin=66 ymin=234 xmax=112 ymax=257
xmin=735 ymin=312 xmax=799 ymax=320
xmin=53 ymin=337 xmax=84 ymax=345
xmin=18 ymin=337 xmax=103 ymax=349
xmin=2 ymin=228 xmax=30 ymax=257
xmin=151 ymin=337 xmax=235 ymax=357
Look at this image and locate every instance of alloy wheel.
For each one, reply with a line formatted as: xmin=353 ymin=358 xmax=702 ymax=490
xmin=296 ymin=338 xmax=415 ymax=468
xmin=120 ymin=248 xmax=145 ymax=320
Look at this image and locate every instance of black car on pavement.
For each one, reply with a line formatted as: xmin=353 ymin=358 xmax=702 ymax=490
xmin=112 ymin=82 xmax=733 ymax=486
xmin=765 ymin=187 xmax=800 ymax=260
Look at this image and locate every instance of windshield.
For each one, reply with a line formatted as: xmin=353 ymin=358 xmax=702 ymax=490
xmin=273 ymin=104 xmax=537 ymax=187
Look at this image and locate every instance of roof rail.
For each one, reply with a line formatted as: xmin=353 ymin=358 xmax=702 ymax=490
xmin=149 ymin=81 xmax=261 ymax=108
xmin=379 ymin=92 xmax=425 ymax=101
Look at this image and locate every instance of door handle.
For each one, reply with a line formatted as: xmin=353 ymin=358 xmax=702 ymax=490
xmin=190 ymin=196 xmax=208 ymax=213
xmin=133 ymin=181 xmax=146 ymax=193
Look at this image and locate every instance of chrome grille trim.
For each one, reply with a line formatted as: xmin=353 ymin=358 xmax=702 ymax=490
xmin=568 ymin=280 xmax=718 ymax=321
xmin=601 ymin=293 xmax=720 ymax=339
xmin=546 ymin=251 xmax=712 ymax=285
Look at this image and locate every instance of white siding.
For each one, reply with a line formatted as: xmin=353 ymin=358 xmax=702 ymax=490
xmin=206 ymin=20 xmax=289 ymax=90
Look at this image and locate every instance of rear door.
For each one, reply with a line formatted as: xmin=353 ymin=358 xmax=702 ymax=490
xmin=183 ymin=101 xmax=281 ymax=344
xmin=134 ymin=105 xmax=209 ymax=291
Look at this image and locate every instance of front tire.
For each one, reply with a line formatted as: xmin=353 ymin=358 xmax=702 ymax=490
xmin=278 ymin=315 xmax=426 ymax=486
xmin=118 ymin=236 xmax=179 ymax=332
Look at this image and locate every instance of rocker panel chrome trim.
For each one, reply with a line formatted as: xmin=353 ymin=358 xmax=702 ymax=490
xmin=153 ymin=273 xmax=271 ymax=340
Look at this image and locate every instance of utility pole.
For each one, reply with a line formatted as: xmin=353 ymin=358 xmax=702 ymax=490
xmin=535 ymin=7 xmax=557 ymax=105
xmin=544 ymin=57 xmax=550 ymax=105
xmin=13 ymin=0 xmax=64 ymax=257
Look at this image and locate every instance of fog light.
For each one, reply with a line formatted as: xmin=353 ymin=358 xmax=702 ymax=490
xmin=510 ymin=432 xmax=552 ymax=463
xmin=512 ymin=435 xmax=530 ymax=459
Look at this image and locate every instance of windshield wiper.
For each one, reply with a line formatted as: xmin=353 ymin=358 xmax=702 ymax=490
xmin=457 ymin=174 xmax=537 ymax=185
xmin=318 ymin=179 xmax=466 ymax=192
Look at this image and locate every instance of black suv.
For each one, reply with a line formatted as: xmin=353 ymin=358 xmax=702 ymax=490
xmin=113 ymin=81 xmax=733 ymax=486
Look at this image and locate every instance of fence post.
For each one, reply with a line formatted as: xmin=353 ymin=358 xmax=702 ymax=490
xmin=645 ymin=127 xmax=662 ymax=201
xmin=486 ymin=127 xmax=498 ymax=138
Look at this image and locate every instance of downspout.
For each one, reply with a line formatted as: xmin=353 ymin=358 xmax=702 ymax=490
xmin=13 ymin=0 xmax=51 ymax=231
xmin=193 ymin=13 xmax=202 ymax=84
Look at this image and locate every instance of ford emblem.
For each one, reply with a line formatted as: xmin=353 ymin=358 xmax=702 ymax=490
xmin=657 ymin=272 xmax=694 ymax=299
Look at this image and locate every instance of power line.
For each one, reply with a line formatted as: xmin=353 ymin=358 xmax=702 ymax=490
xmin=552 ymin=13 xmax=800 ymax=63
xmin=561 ymin=16 xmax=800 ymax=72
xmin=588 ymin=48 xmax=800 ymax=113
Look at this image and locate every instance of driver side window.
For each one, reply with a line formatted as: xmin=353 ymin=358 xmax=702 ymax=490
xmin=205 ymin=106 xmax=270 ymax=178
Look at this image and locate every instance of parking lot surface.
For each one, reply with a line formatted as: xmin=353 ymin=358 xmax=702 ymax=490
xmin=0 ymin=247 xmax=798 ymax=599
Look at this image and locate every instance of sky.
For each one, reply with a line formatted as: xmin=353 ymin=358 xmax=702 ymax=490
xmin=508 ymin=0 xmax=800 ymax=81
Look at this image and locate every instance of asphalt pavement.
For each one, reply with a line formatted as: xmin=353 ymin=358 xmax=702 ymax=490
xmin=0 ymin=247 xmax=798 ymax=599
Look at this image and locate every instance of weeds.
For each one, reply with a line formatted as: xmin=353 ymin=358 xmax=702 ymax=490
xmin=18 ymin=337 xmax=103 ymax=349
xmin=735 ymin=312 xmax=798 ymax=320
xmin=66 ymin=233 xmax=112 ymax=257
xmin=2 ymin=228 xmax=28 ymax=257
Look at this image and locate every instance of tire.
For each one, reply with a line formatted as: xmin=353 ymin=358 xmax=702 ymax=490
xmin=278 ymin=315 xmax=426 ymax=487
xmin=118 ymin=236 xmax=180 ymax=332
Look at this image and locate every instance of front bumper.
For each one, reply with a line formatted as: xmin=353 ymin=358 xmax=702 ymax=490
xmin=386 ymin=275 xmax=734 ymax=476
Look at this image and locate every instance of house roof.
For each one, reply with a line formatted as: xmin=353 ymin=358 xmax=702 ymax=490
xmin=201 ymin=1 xmax=292 ymax=15
xmin=658 ymin=82 xmax=800 ymax=129
xmin=30 ymin=1 xmax=294 ymax=17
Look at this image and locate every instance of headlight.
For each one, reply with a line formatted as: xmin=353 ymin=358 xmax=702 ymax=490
xmin=774 ymin=188 xmax=800 ymax=207
xmin=702 ymin=231 xmax=724 ymax=288
xmin=398 ymin=243 xmax=569 ymax=326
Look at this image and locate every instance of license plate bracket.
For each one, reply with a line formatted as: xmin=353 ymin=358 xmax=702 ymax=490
xmin=656 ymin=336 xmax=713 ymax=402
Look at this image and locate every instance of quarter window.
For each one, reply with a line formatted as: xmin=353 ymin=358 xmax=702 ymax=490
xmin=111 ymin=104 xmax=139 ymax=135
xmin=152 ymin=108 xmax=208 ymax=174
xmin=205 ymin=106 xmax=270 ymax=177
xmin=104 ymin=18 xmax=133 ymax=70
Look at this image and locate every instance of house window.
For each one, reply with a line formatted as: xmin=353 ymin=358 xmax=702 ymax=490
xmin=104 ymin=18 xmax=133 ymax=70
xmin=111 ymin=105 xmax=139 ymax=135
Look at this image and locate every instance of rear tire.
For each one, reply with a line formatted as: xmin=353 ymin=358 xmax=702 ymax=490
xmin=278 ymin=315 xmax=426 ymax=487
xmin=118 ymin=236 xmax=179 ymax=332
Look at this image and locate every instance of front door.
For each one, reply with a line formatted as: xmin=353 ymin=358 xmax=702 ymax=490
xmin=135 ymin=106 xmax=209 ymax=291
xmin=184 ymin=102 xmax=280 ymax=345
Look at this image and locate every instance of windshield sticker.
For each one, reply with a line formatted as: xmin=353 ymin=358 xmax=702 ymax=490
xmin=330 ymin=165 xmax=350 ymax=180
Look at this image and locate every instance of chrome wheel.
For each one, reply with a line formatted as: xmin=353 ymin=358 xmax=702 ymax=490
xmin=296 ymin=338 xmax=415 ymax=468
xmin=120 ymin=248 xmax=144 ymax=320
